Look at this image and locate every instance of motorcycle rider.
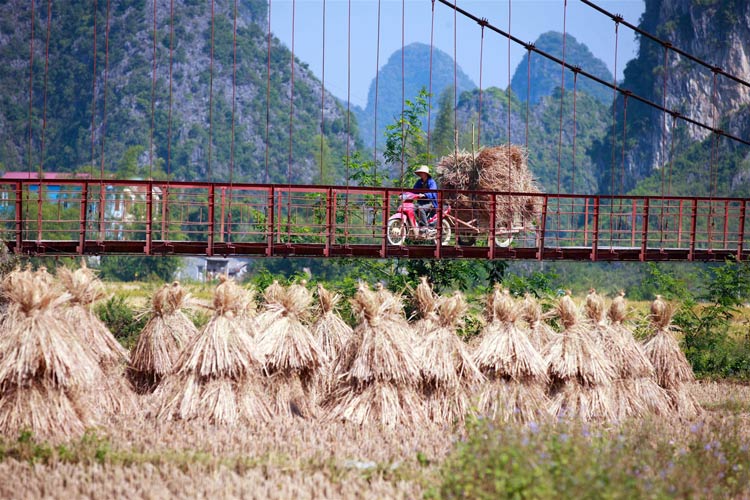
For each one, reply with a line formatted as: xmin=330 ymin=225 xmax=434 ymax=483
xmin=413 ymin=165 xmax=438 ymax=230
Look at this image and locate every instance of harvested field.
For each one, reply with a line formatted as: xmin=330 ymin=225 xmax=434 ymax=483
xmin=2 ymin=273 xmax=750 ymax=498
xmin=0 ymin=382 xmax=748 ymax=499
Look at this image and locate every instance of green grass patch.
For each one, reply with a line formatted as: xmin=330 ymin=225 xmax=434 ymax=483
xmin=435 ymin=416 xmax=750 ymax=499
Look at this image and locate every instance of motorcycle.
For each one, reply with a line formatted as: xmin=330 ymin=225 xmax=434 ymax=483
xmin=387 ymin=192 xmax=452 ymax=246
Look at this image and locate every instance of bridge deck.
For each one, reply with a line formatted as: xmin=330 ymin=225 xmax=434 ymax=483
xmin=2 ymin=179 xmax=747 ymax=262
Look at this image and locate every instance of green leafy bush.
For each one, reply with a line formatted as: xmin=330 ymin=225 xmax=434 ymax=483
xmin=94 ymin=295 xmax=146 ymax=348
xmin=641 ymin=259 xmax=750 ymax=379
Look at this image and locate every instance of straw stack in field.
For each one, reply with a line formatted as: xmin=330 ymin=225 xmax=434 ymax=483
xmin=237 ymin=286 xmax=259 ymax=337
xmin=255 ymin=280 xmax=285 ymax=334
xmin=474 ymin=288 xmax=550 ymax=423
xmin=325 ymin=284 xmax=425 ymax=427
xmin=643 ymin=296 xmax=701 ymax=418
xmin=0 ymin=267 xmax=101 ymax=438
xmin=375 ymin=284 xmax=410 ymax=326
xmin=154 ymin=277 xmax=269 ymax=425
xmin=418 ymin=292 xmax=484 ymax=424
xmin=57 ymin=262 xmax=136 ymax=414
xmin=413 ymin=277 xmax=439 ymax=336
xmin=545 ymin=292 xmax=617 ymax=421
xmin=312 ymin=285 xmax=352 ymax=363
xmin=521 ymin=294 xmax=553 ymax=352
xmin=311 ymin=284 xmax=353 ymax=401
xmin=256 ymin=281 xmax=324 ymax=418
xmin=583 ymin=289 xmax=644 ymax=420
xmin=436 ymin=145 xmax=542 ymax=230
xmin=607 ymin=292 xmax=670 ymax=418
xmin=129 ymin=282 xmax=198 ymax=393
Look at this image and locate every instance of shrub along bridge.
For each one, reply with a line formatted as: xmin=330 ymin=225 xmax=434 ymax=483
xmin=1 ymin=179 xmax=747 ymax=262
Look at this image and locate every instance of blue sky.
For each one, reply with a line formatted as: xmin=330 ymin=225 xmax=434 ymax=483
xmin=269 ymin=0 xmax=646 ymax=107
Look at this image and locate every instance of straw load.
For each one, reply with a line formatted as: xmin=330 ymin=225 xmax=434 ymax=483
xmin=474 ymin=288 xmax=549 ymax=423
xmin=521 ymin=294 xmax=553 ymax=352
xmin=418 ymin=292 xmax=484 ymax=424
xmin=546 ymin=292 xmax=617 ymax=421
xmin=436 ymin=145 xmax=542 ymax=231
xmin=0 ymin=267 xmax=102 ymax=438
xmin=57 ymin=262 xmax=136 ymax=414
xmin=154 ymin=277 xmax=269 ymax=425
xmin=607 ymin=292 xmax=670 ymax=418
xmin=129 ymin=282 xmax=198 ymax=393
xmin=325 ymin=284 xmax=425 ymax=427
xmin=643 ymin=296 xmax=701 ymax=418
xmin=413 ymin=277 xmax=439 ymax=336
xmin=256 ymin=281 xmax=325 ymax=418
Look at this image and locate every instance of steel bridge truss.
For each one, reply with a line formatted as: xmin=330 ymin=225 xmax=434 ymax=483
xmin=2 ymin=179 xmax=748 ymax=262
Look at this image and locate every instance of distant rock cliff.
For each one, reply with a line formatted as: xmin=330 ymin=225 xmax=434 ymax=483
xmin=592 ymin=0 xmax=750 ymax=194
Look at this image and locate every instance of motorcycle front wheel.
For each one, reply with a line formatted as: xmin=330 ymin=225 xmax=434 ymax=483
xmin=387 ymin=219 xmax=408 ymax=246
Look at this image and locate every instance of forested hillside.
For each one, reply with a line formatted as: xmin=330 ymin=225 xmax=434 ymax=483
xmin=0 ymin=0 xmax=358 ymax=184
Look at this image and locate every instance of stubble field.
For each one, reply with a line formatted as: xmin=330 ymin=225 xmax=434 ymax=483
xmin=0 ymin=381 xmax=748 ymax=499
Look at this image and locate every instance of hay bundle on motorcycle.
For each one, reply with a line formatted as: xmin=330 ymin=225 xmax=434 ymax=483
xmin=436 ymin=145 xmax=542 ymax=244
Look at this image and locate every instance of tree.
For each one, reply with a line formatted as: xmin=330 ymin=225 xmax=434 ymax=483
xmin=431 ymin=86 xmax=457 ymax=158
xmin=384 ymin=87 xmax=432 ymax=187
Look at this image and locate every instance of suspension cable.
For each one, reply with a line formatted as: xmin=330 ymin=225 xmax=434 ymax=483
xmin=506 ymin=0 xmax=512 ymax=154
xmin=400 ymin=0 xmax=405 ymax=182
xmin=287 ymin=0 xmax=295 ymax=185
xmin=265 ymin=0 xmax=272 ymax=183
xmin=40 ymin=0 xmax=52 ymax=178
xmin=372 ymin=0 xmax=380 ymax=172
xmin=660 ymin=45 xmax=669 ymax=204
xmin=525 ymin=47 xmax=531 ymax=149
xmin=149 ymin=0 xmax=157 ymax=180
xmin=608 ymin=18 xmax=618 ymax=247
xmin=554 ymin=0 xmax=567 ymax=247
xmin=287 ymin=0 xmax=296 ymax=237
xmin=571 ymin=70 xmax=578 ymax=194
xmin=319 ymin=0 xmax=326 ymax=183
xmin=621 ymin=94 xmax=629 ymax=198
xmin=453 ymin=0 xmax=457 ymax=157
xmin=38 ymin=0 xmax=52 ymax=243
xmin=555 ymin=0 xmax=567 ymax=200
xmin=26 ymin=0 xmax=35 ymax=179
xmin=344 ymin=0 xmax=352 ymax=243
xmin=346 ymin=0 xmax=351 ymax=176
xmin=427 ymin=0 xmax=435 ymax=158
xmin=609 ymin=20 xmax=619 ymax=198
xmin=228 ymin=0 xmax=239 ymax=238
xmin=96 ymin=0 xmax=110 ymax=239
xmin=668 ymin=113 xmax=677 ymax=195
xmin=207 ymin=0 xmax=215 ymax=182
xmin=98 ymin=0 xmax=110 ymax=181
xmin=165 ymin=0 xmax=175 ymax=239
xmin=708 ymin=69 xmax=719 ymax=245
xmin=90 ymin=0 xmax=97 ymax=178
xmin=477 ymin=23 xmax=484 ymax=149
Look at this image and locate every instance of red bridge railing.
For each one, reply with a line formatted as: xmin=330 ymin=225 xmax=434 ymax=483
xmin=1 ymin=179 xmax=747 ymax=261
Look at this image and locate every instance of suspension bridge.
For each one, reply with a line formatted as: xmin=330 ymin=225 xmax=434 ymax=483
xmin=7 ymin=0 xmax=750 ymax=261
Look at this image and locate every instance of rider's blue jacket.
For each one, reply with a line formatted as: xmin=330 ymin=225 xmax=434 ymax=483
xmin=413 ymin=177 xmax=438 ymax=208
